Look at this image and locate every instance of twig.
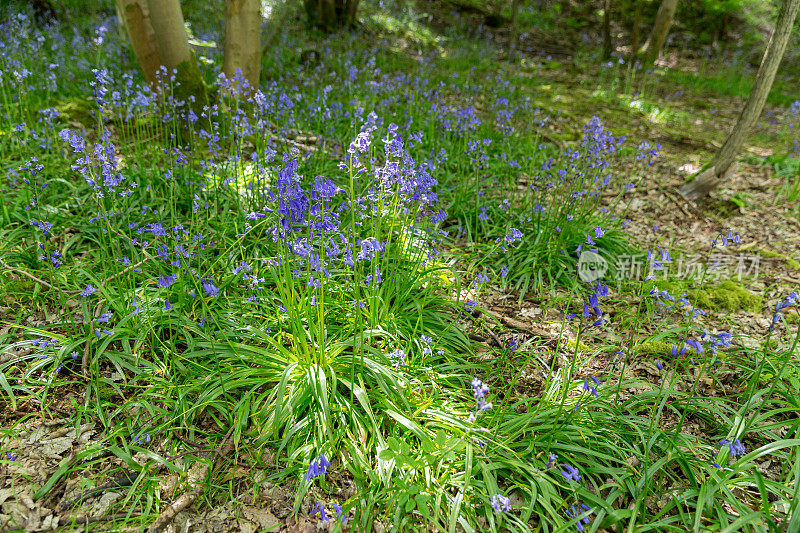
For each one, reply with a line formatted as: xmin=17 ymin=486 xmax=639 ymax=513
xmin=0 ymin=258 xmax=80 ymax=295
xmin=166 ymin=448 xmax=216 ymax=461
xmin=59 ymin=473 xmax=139 ymax=511
xmin=481 ymin=308 xmax=558 ymax=341
xmin=0 ymin=348 xmax=34 ymax=364
xmin=662 ymin=189 xmax=694 ymax=219
xmin=102 ymin=256 xmax=150 ymax=286
xmin=501 ymin=316 xmax=558 ymax=340
xmin=478 ymin=320 xmax=503 ymax=348
xmin=148 ymin=427 xmax=235 ymax=533
xmin=59 ymin=513 xmax=141 ymax=526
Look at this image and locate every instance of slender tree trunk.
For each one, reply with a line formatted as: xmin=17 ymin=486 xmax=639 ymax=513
xmin=304 ymin=0 xmax=359 ymax=31
xmin=602 ymin=0 xmax=613 ymax=59
xmin=147 ymin=0 xmax=192 ymax=71
xmin=680 ymin=0 xmax=800 ymax=200
xmin=223 ymin=0 xmax=261 ymax=92
xmin=116 ymin=0 xmax=162 ymax=86
xmin=342 ymin=0 xmax=360 ymax=25
xmin=630 ymin=0 xmax=641 ymax=61
xmin=639 ymin=0 xmax=678 ymax=65
xmin=146 ymin=0 xmax=208 ymax=109
xmin=509 ymin=0 xmax=521 ymax=58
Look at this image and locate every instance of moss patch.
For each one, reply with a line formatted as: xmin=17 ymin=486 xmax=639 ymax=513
xmin=753 ymin=248 xmax=800 ymax=271
xmin=632 ymin=340 xmax=673 ymax=356
xmin=173 ymin=54 xmax=209 ymax=116
xmin=655 ymin=279 xmax=761 ymax=313
xmin=55 ymin=98 xmax=96 ymax=129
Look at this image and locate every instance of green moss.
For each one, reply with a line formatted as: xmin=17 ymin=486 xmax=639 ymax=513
xmin=632 ymin=340 xmax=673 ymax=356
xmin=762 ymin=338 xmax=780 ymax=351
xmin=173 ymin=54 xmax=209 ymax=115
xmin=96 ymin=381 xmax=121 ymax=402
xmin=55 ymin=98 xmax=96 ymax=128
xmin=655 ymin=279 xmax=761 ymax=313
xmin=753 ymin=248 xmax=800 ymax=271
xmin=564 ymin=338 xmax=591 ymax=354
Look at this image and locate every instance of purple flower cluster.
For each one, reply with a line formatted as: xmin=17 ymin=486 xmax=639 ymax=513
xmin=305 ymin=453 xmax=331 ymax=481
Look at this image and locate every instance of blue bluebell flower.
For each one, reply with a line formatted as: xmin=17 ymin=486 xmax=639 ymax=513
xmin=305 ymin=454 xmax=331 ymax=481
xmin=491 ymin=494 xmax=512 ymax=512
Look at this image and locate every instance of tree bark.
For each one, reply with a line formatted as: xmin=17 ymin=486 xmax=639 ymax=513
xmin=342 ymin=0 xmax=360 ymax=25
xmin=146 ymin=0 xmax=208 ymax=110
xmin=680 ymin=0 xmax=800 ymax=200
xmin=116 ymin=0 xmax=162 ymax=87
xmin=602 ymin=0 xmax=613 ymax=59
xmin=639 ymin=0 xmax=678 ymax=65
xmin=630 ymin=0 xmax=641 ymax=61
xmin=304 ymin=0 xmax=359 ymax=31
xmin=147 ymin=0 xmax=192 ymax=71
xmin=223 ymin=0 xmax=262 ymax=92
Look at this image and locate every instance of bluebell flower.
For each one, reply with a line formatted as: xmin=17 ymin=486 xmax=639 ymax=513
xmin=202 ymin=281 xmax=219 ymax=297
xmin=305 ymin=454 xmax=331 ymax=481
xmin=560 ymin=464 xmax=581 ymax=482
xmin=545 ymin=452 xmax=557 ymax=469
xmin=720 ymin=438 xmax=746 ymax=458
xmin=331 ymin=502 xmax=347 ymax=525
xmin=81 ymin=284 xmax=95 ymax=297
xmin=388 ymin=349 xmax=407 ymax=368
xmin=157 ymin=275 xmax=176 ymax=288
xmin=311 ymin=501 xmax=327 ymax=522
xmin=565 ymin=504 xmax=592 ymax=531
xmin=132 ymin=432 xmax=151 ymax=445
xmin=491 ymin=494 xmax=512 ymax=512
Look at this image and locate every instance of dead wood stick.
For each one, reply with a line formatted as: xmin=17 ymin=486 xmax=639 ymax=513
xmin=480 ymin=308 xmax=558 ymax=340
xmin=59 ymin=472 xmax=139 ymax=511
xmin=500 ymin=316 xmax=558 ymax=340
xmin=0 ymin=258 xmax=80 ymax=294
xmin=60 ymin=513 xmax=141 ymax=526
xmin=148 ymin=427 xmax=235 ymax=533
xmin=0 ymin=348 xmax=34 ymax=364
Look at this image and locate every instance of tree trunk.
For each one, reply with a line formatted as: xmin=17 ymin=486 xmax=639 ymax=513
xmin=630 ymin=0 xmax=641 ymax=61
xmin=509 ymin=0 xmax=521 ymax=58
xmin=223 ymin=0 xmax=261 ymax=92
xmin=115 ymin=0 xmax=162 ymax=87
xmin=680 ymin=0 xmax=800 ymax=200
xmin=639 ymin=0 xmax=678 ymax=65
xmin=342 ymin=0 xmax=360 ymax=25
xmin=304 ymin=0 xmax=359 ymax=31
xmin=146 ymin=0 xmax=208 ymax=109
xmin=602 ymin=0 xmax=613 ymax=60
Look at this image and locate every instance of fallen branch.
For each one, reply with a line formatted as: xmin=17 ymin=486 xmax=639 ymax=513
xmin=0 ymin=258 xmax=80 ymax=295
xmin=59 ymin=513 xmax=141 ymax=526
xmin=500 ymin=316 xmax=558 ymax=340
xmin=480 ymin=307 xmax=558 ymax=341
xmin=59 ymin=472 xmax=139 ymax=511
xmin=148 ymin=428 xmax=235 ymax=533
